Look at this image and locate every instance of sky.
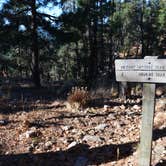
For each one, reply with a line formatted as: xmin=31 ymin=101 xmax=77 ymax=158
xmin=0 ymin=0 xmax=62 ymax=17
xmin=0 ymin=0 xmax=6 ymax=10
xmin=39 ymin=3 xmax=62 ymax=17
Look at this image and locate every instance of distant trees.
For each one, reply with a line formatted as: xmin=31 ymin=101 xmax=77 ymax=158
xmin=0 ymin=0 xmax=165 ymax=87
xmin=0 ymin=0 xmax=59 ymax=87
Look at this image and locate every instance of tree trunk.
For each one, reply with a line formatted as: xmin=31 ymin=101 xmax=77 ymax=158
xmin=140 ymin=0 xmax=146 ymax=58
xmin=88 ymin=2 xmax=98 ymax=87
xmin=31 ymin=0 xmax=41 ymax=87
xmin=98 ymin=0 xmax=105 ymax=72
xmin=109 ymin=0 xmax=116 ymax=76
xmin=75 ymin=42 xmax=81 ymax=80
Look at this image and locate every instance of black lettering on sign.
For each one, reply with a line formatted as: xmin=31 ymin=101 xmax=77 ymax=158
xmin=139 ymin=72 xmax=153 ymax=77
xmin=156 ymin=73 xmax=165 ymax=77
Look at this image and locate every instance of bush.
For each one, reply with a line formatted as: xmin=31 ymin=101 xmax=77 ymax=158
xmin=67 ymin=87 xmax=90 ymax=110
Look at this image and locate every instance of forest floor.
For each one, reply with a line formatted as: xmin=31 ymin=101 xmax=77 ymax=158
xmin=0 ymin=85 xmax=165 ymax=166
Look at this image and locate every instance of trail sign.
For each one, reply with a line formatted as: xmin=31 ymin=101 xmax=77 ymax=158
xmin=115 ymin=58 xmax=166 ymax=83
xmin=115 ymin=56 xmax=166 ymax=166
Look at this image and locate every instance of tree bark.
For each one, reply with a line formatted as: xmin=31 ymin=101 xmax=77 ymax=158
xmin=140 ymin=0 xmax=146 ymax=57
xmin=75 ymin=42 xmax=81 ymax=80
xmin=98 ymin=0 xmax=105 ymax=72
xmin=88 ymin=2 xmax=98 ymax=87
xmin=31 ymin=0 xmax=41 ymax=87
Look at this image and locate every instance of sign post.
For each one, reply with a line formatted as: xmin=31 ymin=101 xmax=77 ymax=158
xmin=139 ymin=83 xmax=156 ymax=166
xmin=115 ymin=57 xmax=166 ymax=83
xmin=115 ymin=56 xmax=166 ymax=166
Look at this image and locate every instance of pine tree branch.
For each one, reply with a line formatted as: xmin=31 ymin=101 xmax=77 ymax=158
xmin=37 ymin=12 xmax=58 ymax=22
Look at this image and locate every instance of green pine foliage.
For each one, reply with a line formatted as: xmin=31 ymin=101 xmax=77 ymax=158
xmin=0 ymin=0 xmax=165 ymax=86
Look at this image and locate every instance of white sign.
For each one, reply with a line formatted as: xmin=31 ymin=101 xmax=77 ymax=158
xmin=115 ymin=58 xmax=166 ymax=83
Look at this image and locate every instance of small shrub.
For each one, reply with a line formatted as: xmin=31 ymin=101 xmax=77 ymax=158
xmin=67 ymin=87 xmax=91 ymax=110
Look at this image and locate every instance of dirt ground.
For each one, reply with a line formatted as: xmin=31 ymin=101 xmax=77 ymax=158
xmin=0 ymin=86 xmax=165 ymax=166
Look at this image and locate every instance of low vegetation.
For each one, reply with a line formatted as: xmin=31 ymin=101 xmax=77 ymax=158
xmin=67 ymin=87 xmax=91 ymax=110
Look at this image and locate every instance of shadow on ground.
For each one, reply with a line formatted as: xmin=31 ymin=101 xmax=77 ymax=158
xmin=155 ymin=160 xmax=166 ymax=166
xmin=0 ymin=141 xmax=136 ymax=166
xmin=153 ymin=127 xmax=166 ymax=141
xmin=0 ymin=85 xmax=61 ymax=114
xmin=0 ymin=127 xmax=165 ymax=166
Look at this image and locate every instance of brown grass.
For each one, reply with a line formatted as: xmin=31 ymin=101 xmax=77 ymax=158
xmin=67 ymin=87 xmax=91 ymax=110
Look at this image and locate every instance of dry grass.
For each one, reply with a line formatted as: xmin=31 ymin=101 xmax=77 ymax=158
xmin=67 ymin=87 xmax=91 ymax=110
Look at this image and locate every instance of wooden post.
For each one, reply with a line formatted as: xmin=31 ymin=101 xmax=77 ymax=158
xmin=138 ymin=83 xmax=156 ymax=166
xmin=115 ymin=56 xmax=165 ymax=166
